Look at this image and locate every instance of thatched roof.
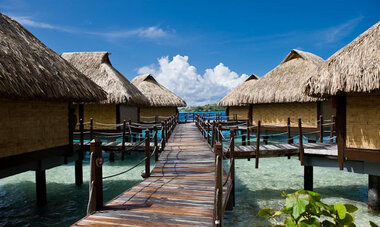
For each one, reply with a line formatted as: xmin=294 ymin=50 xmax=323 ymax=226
xmin=305 ymin=21 xmax=380 ymax=97
xmin=61 ymin=52 xmax=149 ymax=105
xmin=237 ymin=50 xmax=324 ymax=105
xmin=131 ymin=74 xmax=186 ymax=107
xmin=218 ymin=74 xmax=259 ymax=106
xmin=0 ymin=13 xmax=106 ymax=102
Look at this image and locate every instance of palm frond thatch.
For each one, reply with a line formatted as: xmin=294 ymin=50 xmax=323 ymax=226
xmin=0 ymin=13 xmax=106 ymax=102
xmin=61 ymin=52 xmax=149 ymax=105
xmin=305 ymin=21 xmax=380 ymax=97
xmin=131 ymin=74 xmax=186 ymax=107
xmin=218 ymin=74 xmax=259 ymax=106
xmin=233 ymin=49 xmax=324 ymax=105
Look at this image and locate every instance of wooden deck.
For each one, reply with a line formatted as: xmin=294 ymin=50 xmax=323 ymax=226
xmin=224 ymin=143 xmax=337 ymax=158
xmin=73 ymin=123 xmax=226 ymax=226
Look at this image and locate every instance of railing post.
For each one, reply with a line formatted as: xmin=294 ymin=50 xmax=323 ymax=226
xmin=80 ymin=118 xmax=84 ymax=152
xmin=218 ymin=124 xmax=222 ymax=143
xmin=255 ymin=121 xmax=261 ymax=169
xmin=185 ymin=113 xmax=187 ymax=123
xmin=89 ymin=139 xmax=103 ymax=214
xmin=298 ymin=118 xmax=304 ymax=165
xmin=242 ymin=134 xmax=246 ymax=146
xmin=90 ymin=118 xmax=94 ymax=141
xmin=226 ymin=129 xmax=235 ymax=210
xmin=154 ymin=126 xmax=159 ymax=161
xmin=211 ymin=121 xmax=216 ymax=148
xmin=247 ymin=120 xmax=250 ymax=145
xmin=144 ymin=129 xmax=150 ymax=178
xmin=161 ymin=121 xmax=166 ymax=150
xmin=193 ymin=112 xmax=195 ymax=122
xmin=319 ymin=115 xmax=323 ymax=143
xmin=330 ymin=115 xmax=335 ymax=144
xmin=214 ymin=142 xmax=223 ymax=227
xmin=76 ymin=117 xmax=84 ymax=186
xmin=121 ymin=120 xmax=126 ymax=161
xmin=164 ymin=120 xmax=168 ymax=142
xmin=207 ymin=119 xmax=210 ymax=144
xmin=287 ymin=117 xmax=292 ymax=144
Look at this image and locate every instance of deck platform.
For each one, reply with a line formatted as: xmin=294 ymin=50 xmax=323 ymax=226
xmin=223 ymin=143 xmax=337 ymax=158
xmin=73 ymin=123 xmax=229 ymax=226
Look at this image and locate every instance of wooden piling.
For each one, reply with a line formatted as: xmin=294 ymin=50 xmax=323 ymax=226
xmin=214 ymin=142 xmax=223 ymax=227
xmin=298 ymin=118 xmax=304 ymax=165
xmin=36 ymin=164 xmax=47 ymax=206
xmin=242 ymin=134 xmax=246 ymax=146
xmin=90 ymin=139 xmax=103 ymax=212
xmin=304 ymin=166 xmax=313 ymax=191
xmin=121 ymin=120 xmax=126 ymax=161
xmin=76 ymin=117 xmax=84 ymax=186
xmin=319 ymin=115 xmax=323 ymax=143
xmin=144 ymin=129 xmax=150 ymax=178
xmin=247 ymin=120 xmax=250 ymax=145
xmin=369 ymin=175 xmax=380 ymax=211
xmin=255 ymin=121 xmax=261 ymax=169
xmin=154 ymin=126 xmax=159 ymax=161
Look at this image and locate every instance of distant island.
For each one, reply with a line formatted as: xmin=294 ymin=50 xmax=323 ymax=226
xmin=179 ymin=104 xmax=226 ymax=112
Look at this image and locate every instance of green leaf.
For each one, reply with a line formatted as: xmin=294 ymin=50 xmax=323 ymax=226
xmin=321 ymin=220 xmax=335 ymax=227
xmin=300 ymin=217 xmax=321 ymax=227
xmin=281 ymin=191 xmax=288 ymax=197
xmin=307 ymin=190 xmax=321 ymax=202
xmin=370 ymin=221 xmax=380 ymax=227
xmin=334 ymin=203 xmax=347 ymax=220
xmin=339 ymin=212 xmax=354 ymax=225
xmin=344 ymin=204 xmax=358 ymax=213
xmin=285 ymin=192 xmax=309 ymax=219
xmin=272 ymin=210 xmax=282 ymax=217
xmin=258 ymin=208 xmax=274 ymax=217
xmin=284 ymin=216 xmax=297 ymax=227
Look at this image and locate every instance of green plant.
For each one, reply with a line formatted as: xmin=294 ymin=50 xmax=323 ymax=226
xmin=258 ymin=190 xmax=359 ymax=227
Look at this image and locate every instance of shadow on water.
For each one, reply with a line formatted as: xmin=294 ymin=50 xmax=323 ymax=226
xmin=0 ymin=179 xmax=141 ymax=227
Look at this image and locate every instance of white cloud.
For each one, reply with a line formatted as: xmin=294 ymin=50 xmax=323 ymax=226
xmin=9 ymin=15 xmax=170 ymax=40
xmin=323 ymin=16 xmax=363 ymax=43
xmin=137 ymin=55 xmax=248 ymax=106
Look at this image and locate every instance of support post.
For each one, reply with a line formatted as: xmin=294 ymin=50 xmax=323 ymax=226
xmin=255 ymin=121 xmax=261 ymax=169
xmin=218 ymin=124 xmax=222 ymax=143
xmin=90 ymin=118 xmax=94 ymax=141
xmin=89 ymin=139 xmax=103 ymax=212
xmin=36 ymin=165 xmax=47 ymax=206
xmin=287 ymin=117 xmax=292 ymax=144
xmin=211 ymin=121 xmax=216 ymax=148
xmin=154 ymin=126 xmax=159 ymax=161
xmin=121 ymin=120 xmax=126 ymax=161
xmin=319 ymin=115 xmax=323 ymax=143
xmin=330 ymin=115 xmax=335 ymax=144
xmin=304 ymin=166 xmax=313 ymax=191
xmin=247 ymin=120 xmax=250 ymax=145
xmin=76 ymin=117 xmax=84 ymax=186
xmin=263 ymin=135 xmax=268 ymax=145
xmin=185 ymin=113 xmax=187 ymax=123
xmin=336 ymin=95 xmax=346 ymax=170
xmin=161 ymin=122 xmax=166 ymax=150
xmin=165 ymin=120 xmax=168 ymax=143
xmin=144 ymin=129 xmax=150 ymax=178
xmin=226 ymin=129 xmax=235 ymax=210
xmin=109 ymin=152 xmax=115 ymax=162
xmin=193 ymin=112 xmax=195 ymax=122
xmin=369 ymin=175 xmax=380 ymax=211
xmin=242 ymin=134 xmax=246 ymax=146
xmin=298 ymin=118 xmax=304 ymax=166
xmin=207 ymin=119 xmax=210 ymax=144
xmin=214 ymin=142 xmax=223 ymax=227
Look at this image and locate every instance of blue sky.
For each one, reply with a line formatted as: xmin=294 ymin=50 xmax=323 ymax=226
xmin=1 ymin=0 xmax=379 ymax=105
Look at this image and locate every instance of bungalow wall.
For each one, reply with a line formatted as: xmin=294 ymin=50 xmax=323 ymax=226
xmin=120 ymin=104 xmax=139 ymax=123
xmin=140 ymin=107 xmax=177 ymax=122
xmin=75 ymin=104 xmax=116 ymax=130
xmin=0 ymin=99 xmax=68 ymax=158
xmin=346 ymin=95 xmax=380 ymax=150
xmin=228 ymin=106 xmax=250 ymax=120
xmin=252 ymin=102 xmax=318 ymax=127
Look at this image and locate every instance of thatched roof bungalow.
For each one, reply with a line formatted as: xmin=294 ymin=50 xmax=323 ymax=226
xmin=131 ymin=74 xmax=186 ymax=121
xmin=62 ymin=52 xmax=149 ymax=128
xmin=239 ymin=50 xmax=331 ymax=129
xmin=305 ymin=21 xmax=380 ymax=166
xmin=218 ymin=74 xmax=259 ymax=121
xmin=0 ymin=13 xmax=106 ymax=201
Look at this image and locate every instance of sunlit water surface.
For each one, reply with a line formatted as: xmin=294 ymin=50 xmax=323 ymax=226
xmin=0 ymin=141 xmax=379 ymax=226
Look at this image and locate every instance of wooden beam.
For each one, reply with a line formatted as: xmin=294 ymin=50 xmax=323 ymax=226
xmin=345 ymin=148 xmax=380 ymax=162
xmin=304 ymin=166 xmax=313 ymax=191
xmin=336 ymin=95 xmax=346 ymax=170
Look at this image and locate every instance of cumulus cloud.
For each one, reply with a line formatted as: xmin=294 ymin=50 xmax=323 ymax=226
xmin=137 ymin=55 xmax=248 ymax=106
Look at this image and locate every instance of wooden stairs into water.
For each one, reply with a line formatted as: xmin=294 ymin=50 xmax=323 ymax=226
xmin=73 ymin=123 xmax=230 ymax=226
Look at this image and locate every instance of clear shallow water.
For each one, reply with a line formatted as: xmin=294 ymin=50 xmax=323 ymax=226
xmin=224 ymin=157 xmax=380 ymax=226
xmin=0 ymin=136 xmax=379 ymax=226
xmin=0 ymin=152 xmax=153 ymax=227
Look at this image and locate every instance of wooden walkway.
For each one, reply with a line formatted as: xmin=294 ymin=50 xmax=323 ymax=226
xmin=73 ymin=123 xmax=222 ymax=226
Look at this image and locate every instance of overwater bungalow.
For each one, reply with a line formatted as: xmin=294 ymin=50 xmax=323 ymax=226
xmin=0 ymin=14 xmax=106 ymax=205
xmin=61 ymin=52 xmax=149 ymax=130
xmin=131 ymin=74 xmax=186 ymax=122
xmin=218 ymin=74 xmax=259 ymax=121
xmin=241 ymin=50 xmax=334 ymax=132
xmin=305 ymin=21 xmax=380 ymax=168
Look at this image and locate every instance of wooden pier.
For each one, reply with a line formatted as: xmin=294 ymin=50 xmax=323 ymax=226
xmin=73 ymin=123 xmax=232 ymax=226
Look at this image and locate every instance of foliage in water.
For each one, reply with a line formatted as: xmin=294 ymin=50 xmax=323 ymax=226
xmin=257 ymin=189 xmax=373 ymax=227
